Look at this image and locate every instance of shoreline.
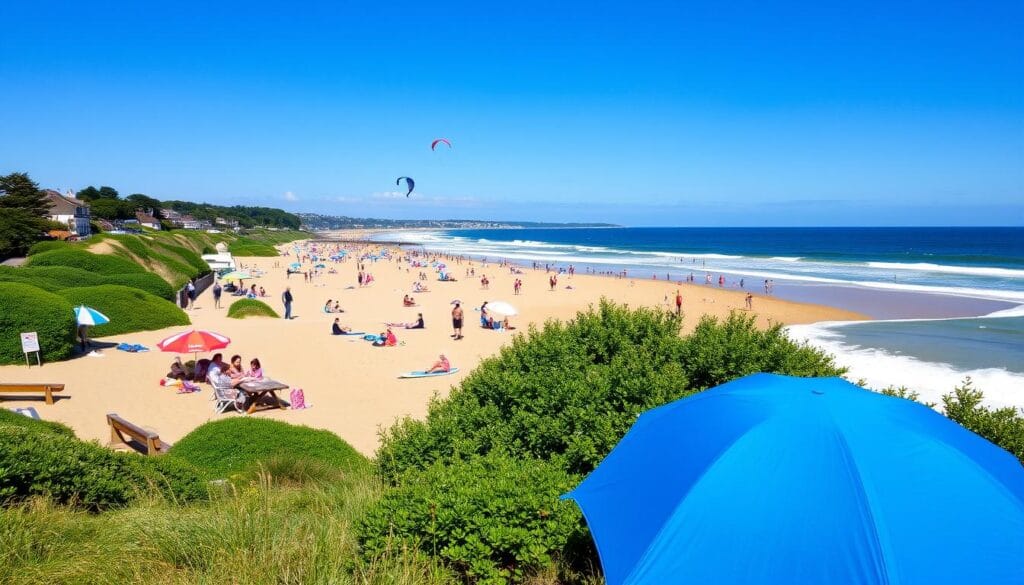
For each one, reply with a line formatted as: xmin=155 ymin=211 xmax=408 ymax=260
xmin=0 ymin=239 xmax=863 ymax=456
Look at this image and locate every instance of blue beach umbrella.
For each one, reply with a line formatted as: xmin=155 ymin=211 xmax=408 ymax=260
xmin=563 ymin=374 xmax=1024 ymax=585
xmin=289 ymin=262 xmax=301 ymax=269
xmin=73 ymin=305 xmax=110 ymax=326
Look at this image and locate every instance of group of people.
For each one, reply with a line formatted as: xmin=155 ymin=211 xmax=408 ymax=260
xmin=167 ymin=353 xmax=264 ymax=388
xmin=323 ymin=299 xmax=344 ymax=313
xmin=402 ymin=294 xmax=417 ymax=307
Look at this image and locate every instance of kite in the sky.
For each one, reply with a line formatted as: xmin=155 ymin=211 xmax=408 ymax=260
xmin=431 ymin=138 xmax=452 ymax=151
xmin=396 ymin=176 xmax=415 ymax=197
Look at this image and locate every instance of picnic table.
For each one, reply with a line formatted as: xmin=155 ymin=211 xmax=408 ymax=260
xmin=237 ymin=379 xmax=289 ymax=414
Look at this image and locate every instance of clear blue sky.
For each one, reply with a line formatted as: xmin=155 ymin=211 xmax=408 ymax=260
xmin=2 ymin=1 xmax=1022 ymax=225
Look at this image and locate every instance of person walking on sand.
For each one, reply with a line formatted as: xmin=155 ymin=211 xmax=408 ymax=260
xmin=186 ymin=279 xmax=196 ymax=310
xmin=282 ymin=286 xmax=293 ymax=320
xmin=745 ymin=292 xmax=754 ymax=311
xmin=213 ymin=281 xmax=222 ymax=308
xmin=451 ymin=302 xmax=464 ymax=340
xmin=675 ymin=289 xmax=683 ymax=317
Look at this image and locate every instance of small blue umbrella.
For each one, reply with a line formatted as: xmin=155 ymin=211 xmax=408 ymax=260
xmin=73 ymin=305 xmax=110 ymax=326
xmin=563 ymin=374 xmax=1024 ymax=585
xmin=289 ymin=262 xmax=301 ymax=269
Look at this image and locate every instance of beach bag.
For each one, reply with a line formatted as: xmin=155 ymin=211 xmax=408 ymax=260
xmin=290 ymin=388 xmax=307 ymax=409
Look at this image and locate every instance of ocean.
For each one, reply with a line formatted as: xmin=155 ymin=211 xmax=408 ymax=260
xmin=372 ymin=227 xmax=1024 ymax=408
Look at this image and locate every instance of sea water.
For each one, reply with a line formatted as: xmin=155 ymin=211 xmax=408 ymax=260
xmin=373 ymin=227 xmax=1024 ymax=407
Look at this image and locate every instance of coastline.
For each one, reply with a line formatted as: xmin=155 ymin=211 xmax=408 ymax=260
xmin=0 ymin=238 xmax=863 ymax=456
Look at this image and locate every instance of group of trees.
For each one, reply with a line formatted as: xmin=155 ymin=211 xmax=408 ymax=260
xmin=0 ymin=172 xmax=61 ymax=259
xmin=76 ymin=185 xmax=163 ymax=221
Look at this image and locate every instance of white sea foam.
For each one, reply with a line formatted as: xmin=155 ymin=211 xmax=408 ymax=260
xmin=983 ymin=304 xmax=1024 ymax=318
xmin=770 ymin=256 xmax=803 ymax=262
xmin=866 ymin=262 xmax=1024 ymax=279
xmin=788 ymin=322 xmax=1024 ymax=410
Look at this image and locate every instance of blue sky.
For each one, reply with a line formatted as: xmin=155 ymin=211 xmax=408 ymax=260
xmin=2 ymin=1 xmax=1022 ymax=225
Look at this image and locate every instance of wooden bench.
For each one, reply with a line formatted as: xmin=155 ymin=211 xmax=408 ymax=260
xmin=0 ymin=383 xmax=65 ymax=405
xmin=106 ymin=413 xmax=170 ymax=456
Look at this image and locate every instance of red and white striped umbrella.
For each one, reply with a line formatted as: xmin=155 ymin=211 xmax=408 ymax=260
xmin=157 ymin=329 xmax=231 ymax=354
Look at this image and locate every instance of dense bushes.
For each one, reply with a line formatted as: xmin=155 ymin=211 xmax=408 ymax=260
xmin=0 ymin=265 xmax=175 ymax=300
xmin=359 ymin=452 xmax=586 ymax=584
xmin=226 ymin=298 xmax=279 ymax=319
xmin=943 ymin=379 xmax=1024 ymax=464
xmin=57 ymin=285 xmax=189 ymax=337
xmin=0 ymin=409 xmax=75 ymax=438
xmin=170 ymin=418 xmax=370 ymax=479
xmin=26 ymin=240 xmax=70 ymax=255
xmin=26 ymin=248 xmax=145 ymax=275
xmin=0 ymin=426 xmax=207 ymax=510
xmin=0 ymin=283 xmax=75 ymax=364
xmin=369 ymin=302 xmax=844 ymax=582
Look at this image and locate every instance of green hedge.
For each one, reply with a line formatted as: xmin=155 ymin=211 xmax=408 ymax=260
xmin=359 ymin=453 xmax=586 ymax=583
xmin=26 ymin=240 xmax=72 ymax=256
xmin=0 ymin=266 xmax=175 ymax=300
xmin=26 ymin=248 xmax=145 ymax=275
xmin=226 ymin=299 xmax=279 ymax=319
xmin=0 ymin=409 xmax=75 ymax=438
xmin=0 ymin=283 xmax=75 ymax=364
xmin=0 ymin=426 xmax=207 ymax=511
xmin=56 ymin=285 xmax=189 ymax=337
xmin=169 ymin=418 xmax=370 ymax=480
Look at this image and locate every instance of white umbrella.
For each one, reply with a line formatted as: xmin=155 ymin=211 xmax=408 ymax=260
xmin=74 ymin=305 xmax=110 ymax=326
xmin=486 ymin=301 xmax=518 ymax=316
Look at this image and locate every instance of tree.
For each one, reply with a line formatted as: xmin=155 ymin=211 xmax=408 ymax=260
xmin=76 ymin=185 xmax=119 ymax=201
xmin=88 ymin=198 xmax=134 ymax=220
xmin=126 ymin=193 xmax=163 ymax=217
xmin=0 ymin=172 xmax=50 ymax=216
xmin=0 ymin=172 xmax=51 ymax=258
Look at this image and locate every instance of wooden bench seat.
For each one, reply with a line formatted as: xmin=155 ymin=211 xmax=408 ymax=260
xmin=106 ymin=413 xmax=170 ymax=456
xmin=0 ymin=383 xmax=65 ymax=405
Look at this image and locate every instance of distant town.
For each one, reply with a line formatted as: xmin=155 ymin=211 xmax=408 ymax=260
xmin=298 ymin=213 xmax=618 ymax=231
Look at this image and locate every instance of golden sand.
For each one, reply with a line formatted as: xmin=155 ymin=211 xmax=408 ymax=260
xmin=0 ymin=237 xmax=865 ymax=456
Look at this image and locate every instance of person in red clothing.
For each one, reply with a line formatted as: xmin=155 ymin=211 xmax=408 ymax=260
xmin=675 ymin=290 xmax=683 ymax=316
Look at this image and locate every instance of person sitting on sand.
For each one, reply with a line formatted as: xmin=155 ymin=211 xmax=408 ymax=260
xmin=247 ymin=358 xmax=263 ymax=379
xmin=333 ymin=301 xmax=343 ymax=313
xmin=260 ymin=286 xmax=267 ymax=297
xmin=403 ymin=294 xmax=416 ymax=307
xmin=387 ymin=313 xmax=425 ymax=329
xmin=425 ymin=354 xmax=451 ymax=374
xmin=372 ymin=327 xmax=398 ymax=347
xmin=167 ymin=357 xmax=187 ymax=380
xmin=332 ymin=318 xmax=351 ymax=335
xmin=324 ymin=300 xmax=333 ymax=313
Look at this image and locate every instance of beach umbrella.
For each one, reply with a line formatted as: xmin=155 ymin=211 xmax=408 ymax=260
xmin=157 ymin=329 xmax=231 ymax=356
xmin=73 ymin=305 xmax=110 ymax=326
xmin=315 ymin=263 xmax=326 ymax=269
xmin=485 ymin=301 xmax=518 ymax=316
xmin=219 ymin=271 xmax=252 ymax=283
xmin=563 ymin=373 xmax=1024 ymax=585
xmin=289 ymin=262 xmax=301 ymax=269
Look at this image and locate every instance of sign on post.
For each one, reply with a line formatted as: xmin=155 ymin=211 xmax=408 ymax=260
xmin=20 ymin=332 xmax=41 ymax=367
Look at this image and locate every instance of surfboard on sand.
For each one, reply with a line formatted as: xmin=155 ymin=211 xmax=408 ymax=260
xmin=398 ymin=368 xmax=460 ymax=379
xmin=335 ymin=331 xmax=366 ymax=336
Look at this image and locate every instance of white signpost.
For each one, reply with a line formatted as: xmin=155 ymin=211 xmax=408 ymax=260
xmin=20 ymin=332 xmax=41 ymax=367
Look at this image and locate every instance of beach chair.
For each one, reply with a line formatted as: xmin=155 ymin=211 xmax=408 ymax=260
xmin=210 ymin=374 xmax=246 ymax=414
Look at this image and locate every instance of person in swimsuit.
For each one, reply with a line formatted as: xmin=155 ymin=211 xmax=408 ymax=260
xmin=425 ymin=354 xmax=451 ymax=374
xmin=451 ymin=303 xmax=464 ymax=340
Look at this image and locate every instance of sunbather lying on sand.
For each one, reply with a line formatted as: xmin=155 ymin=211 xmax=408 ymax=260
xmin=386 ymin=313 xmax=424 ymax=329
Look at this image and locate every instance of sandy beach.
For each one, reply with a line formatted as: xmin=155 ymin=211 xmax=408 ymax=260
xmin=0 ymin=238 xmax=865 ymax=455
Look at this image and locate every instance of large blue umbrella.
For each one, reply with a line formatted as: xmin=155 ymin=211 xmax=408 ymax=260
xmin=563 ymin=374 xmax=1024 ymax=585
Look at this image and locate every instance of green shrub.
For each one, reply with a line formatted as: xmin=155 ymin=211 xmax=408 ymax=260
xmin=359 ymin=452 xmax=586 ymax=584
xmin=0 ymin=426 xmax=207 ymax=510
xmin=943 ymin=378 xmax=1024 ymax=464
xmin=0 ymin=283 xmax=75 ymax=364
xmin=26 ymin=248 xmax=145 ymax=275
xmin=226 ymin=298 xmax=279 ymax=319
xmin=0 ymin=409 xmax=75 ymax=438
xmin=57 ymin=285 xmax=189 ymax=337
xmin=378 ymin=301 xmax=693 ymax=479
xmin=169 ymin=418 xmax=370 ymax=480
xmin=26 ymin=240 xmax=70 ymax=255
xmin=680 ymin=311 xmax=845 ymax=390
xmin=0 ymin=266 xmax=175 ymax=300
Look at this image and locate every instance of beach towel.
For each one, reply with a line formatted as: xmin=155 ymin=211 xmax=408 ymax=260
xmin=117 ymin=343 xmax=149 ymax=352
xmin=290 ymin=388 xmax=309 ymax=409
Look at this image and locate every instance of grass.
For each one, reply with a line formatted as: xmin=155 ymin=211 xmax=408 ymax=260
xmin=169 ymin=418 xmax=371 ymax=480
xmin=226 ymin=298 xmax=280 ymax=319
